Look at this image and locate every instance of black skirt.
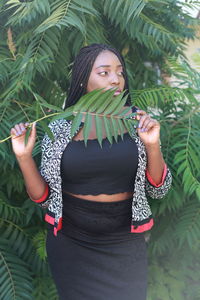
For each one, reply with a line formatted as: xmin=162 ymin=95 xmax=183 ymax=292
xmin=46 ymin=194 xmax=148 ymax=300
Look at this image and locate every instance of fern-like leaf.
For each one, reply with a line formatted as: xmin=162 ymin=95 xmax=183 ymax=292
xmin=0 ymin=240 xmax=34 ymax=300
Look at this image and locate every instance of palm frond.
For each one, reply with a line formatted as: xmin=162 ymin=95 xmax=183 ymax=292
xmin=33 ymin=276 xmax=59 ymax=300
xmin=34 ymin=0 xmax=98 ymax=34
xmin=0 ymin=192 xmax=24 ymax=224
xmin=0 ymin=0 xmax=200 ymax=297
xmin=0 ymin=218 xmax=33 ymax=257
xmin=174 ymin=199 xmax=200 ymax=248
xmin=51 ymin=89 xmax=138 ymax=146
xmin=103 ymin=0 xmax=147 ymax=24
xmin=103 ymin=0 xmax=178 ymax=54
xmin=32 ymin=230 xmax=47 ymax=260
xmin=5 ymin=0 xmax=50 ymax=26
xmin=0 ymin=240 xmax=34 ymax=300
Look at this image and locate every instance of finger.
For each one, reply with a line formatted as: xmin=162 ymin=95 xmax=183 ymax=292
xmin=26 ymin=122 xmax=37 ymax=148
xmin=14 ymin=124 xmax=25 ymax=136
xmin=147 ymin=120 xmax=160 ymax=132
xmin=136 ymin=111 xmax=147 ymax=123
xmin=136 ymin=110 xmax=147 ymax=117
xmin=11 ymin=124 xmax=23 ymax=137
xmin=136 ymin=110 xmax=147 ymax=121
xmin=145 ymin=120 xmax=156 ymax=132
xmin=138 ymin=115 xmax=149 ymax=129
xmin=141 ymin=117 xmax=156 ymax=130
xmin=139 ymin=119 xmax=152 ymax=132
xmin=11 ymin=123 xmax=29 ymax=138
xmin=10 ymin=128 xmax=18 ymax=138
xmin=31 ymin=122 xmax=37 ymax=135
xmin=18 ymin=123 xmax=27 ymax=134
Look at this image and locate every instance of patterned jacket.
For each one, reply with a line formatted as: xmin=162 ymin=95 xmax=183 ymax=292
xmin=32 ymin=118 xmax=172 ymax=236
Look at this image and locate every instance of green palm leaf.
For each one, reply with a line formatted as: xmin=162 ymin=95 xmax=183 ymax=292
xmin=70 ymin=89 xmax=137 ymax=145
xmin=70 ymin=111 xmax=83 ymax=137
xmin=95 ymin=114 xmax=103 ymax=147
xmin=0 ymin=193 xmax=24 ymax=224
xmin=0 ymin=240 xmax=34 ymax=300
xmin=33 ymin=276 xmax=59 ymax=300
xmin=1 ymin=0 xmax=200 ymax=297
xmin=74 ymin=88 xmax=104 ymax=112
xmin=110 ymin=116 xmax=119 ymax=142
xmin=32 ymin=230 xmax=47 ymax=260
xmin=83 ymin=112 xmax=92 ymax=146
xmin=103 ymin=115 xmax=113 ymax=144
xmin=34 ymin=0 xmax=98 ymax=34
xmin=116 ymin=118 xmax=126 ymax=140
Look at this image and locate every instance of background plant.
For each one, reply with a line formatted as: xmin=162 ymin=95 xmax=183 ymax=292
xmin=0 ymin=0 xmax=200 ymax=299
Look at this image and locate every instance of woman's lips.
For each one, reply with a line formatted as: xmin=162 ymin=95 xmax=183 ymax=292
xmin=114 ymin=89 xmax=122 ymax=95
xmin=104 ymin=88 xmax=122 ymax=95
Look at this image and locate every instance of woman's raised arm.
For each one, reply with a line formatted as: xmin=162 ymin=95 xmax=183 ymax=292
xmin=10 ymin=122 xmax=48 ymax=201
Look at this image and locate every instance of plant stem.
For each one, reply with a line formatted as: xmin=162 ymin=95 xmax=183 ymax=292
xmin=0 ymin=112 xmax=60 ymax=144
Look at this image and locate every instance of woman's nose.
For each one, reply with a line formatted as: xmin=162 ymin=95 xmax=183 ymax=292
xmin=110 ymin=73 xmax=120 ymax=85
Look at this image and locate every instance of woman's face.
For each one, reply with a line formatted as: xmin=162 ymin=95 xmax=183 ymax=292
xmin=86 ymin=50 xmax=125 ymax=96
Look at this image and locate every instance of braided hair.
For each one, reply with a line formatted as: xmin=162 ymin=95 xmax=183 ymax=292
xmin=64 ymin=43 xmax=131 ymax=109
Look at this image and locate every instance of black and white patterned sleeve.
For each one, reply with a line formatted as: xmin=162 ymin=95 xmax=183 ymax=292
xmin=145 ymin=164 xmax=172 ymax=199
xmin=35 ymin=123 xmax=55 ymax=208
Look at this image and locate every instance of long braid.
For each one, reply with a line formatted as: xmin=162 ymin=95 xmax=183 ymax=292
xmin=64 ymin=44 xmax=131 ymax=109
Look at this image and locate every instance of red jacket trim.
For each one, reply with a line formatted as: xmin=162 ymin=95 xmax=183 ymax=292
xmin=45 ymin=213 xmax=54 ymax=225
xmin=131 ymin=218 xmax=154 ymax=233
xmin=57 ymin=218 xmax=63 ymax=231
xmin=146 ymin=163 xmax=167 ymax=187
xmin=53 ymin=219 xmax=62 ymax=236
xmin=45 ymin=213 xmax=63 ymax=236
xmin=29 ymin=183 xmax=49 ymax=203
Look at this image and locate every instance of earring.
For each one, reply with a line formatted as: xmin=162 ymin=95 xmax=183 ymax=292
xmin=80 ymin=83 xmax=83 ymax=87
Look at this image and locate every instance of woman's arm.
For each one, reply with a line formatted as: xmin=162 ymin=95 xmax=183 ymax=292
xmin=145 ymin=142 xmax=165 ymax=186
xmin=16 ymin=155 xmax=48 ymax=201
xmin=135 ymin=109 xmax=172 ymax=198
xmin=10 ymin=122 xmax=48 ymax=202
xmin=136 ymin=110 xmax=166 ymax=185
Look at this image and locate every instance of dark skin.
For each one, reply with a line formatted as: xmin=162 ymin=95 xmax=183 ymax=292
xmin=10 ymin=50 xmax=165 ymax=202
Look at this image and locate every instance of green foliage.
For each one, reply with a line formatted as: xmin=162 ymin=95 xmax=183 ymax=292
xmin=32 ymin=230 xmax=48 ymax=260
xmin=0 ymin=0 xmax=200 ymax=298
xmin=0 ymin=240 xmax=34 ymax=300
xmin=32 ymin=277 xmax=58 ymax=300
xmin=54 ymin=88 xmax=137 ymax=146
xmin=147 ymin=240 xmax=200 ymax=300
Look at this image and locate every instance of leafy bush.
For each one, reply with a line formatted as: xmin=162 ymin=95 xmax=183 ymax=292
xmin=0 ymin=0 xmax=200 ymax=299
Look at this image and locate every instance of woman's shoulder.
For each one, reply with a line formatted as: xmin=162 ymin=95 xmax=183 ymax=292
xmin=48 ymin=118 xmax=71 ymax=132
xmin=42 ymin=119 xmax=72 ymax=142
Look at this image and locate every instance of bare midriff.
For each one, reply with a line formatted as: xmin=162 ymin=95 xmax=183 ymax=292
xmin=63 ymin=191 xmax=133 ymax=202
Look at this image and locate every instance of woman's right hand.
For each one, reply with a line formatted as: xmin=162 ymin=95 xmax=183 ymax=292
xmin=10 ymin=122 xmax=37 ymax=159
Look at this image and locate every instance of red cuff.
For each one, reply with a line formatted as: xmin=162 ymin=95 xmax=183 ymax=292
xmin=131 ymin=219 xmax=154 ymax=233
xmin=146 ymin=164 xmax=167 ymax=187
xmin=28 ymin=184 xmax=49 ymax=203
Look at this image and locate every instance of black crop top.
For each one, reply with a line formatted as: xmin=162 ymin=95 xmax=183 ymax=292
xmin=61 ymin=133 xmax=138 ymax=195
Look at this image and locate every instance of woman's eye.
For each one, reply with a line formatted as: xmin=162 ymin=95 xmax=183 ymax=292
xmin=118 ymin=71 xmax=124 ymax=76
xmin=98 ymin=71 xmax=124 ymax=76
xmin=98 ymin=71 xmax=107 ymax=76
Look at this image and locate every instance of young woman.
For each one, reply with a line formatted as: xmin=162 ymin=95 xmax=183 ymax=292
xmin=10 ymin=44 xmax=172 ymax=300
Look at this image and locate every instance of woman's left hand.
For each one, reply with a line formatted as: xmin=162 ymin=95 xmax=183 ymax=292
xmin=136 ymin=110 xmax=160 ymax=145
